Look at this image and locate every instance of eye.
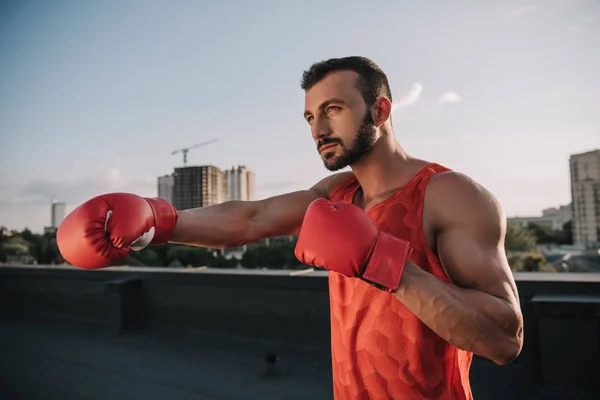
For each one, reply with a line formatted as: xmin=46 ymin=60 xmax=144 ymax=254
xmin=326 ymin=106 xmax=341 ymax=115
xmin=306 ymin=115 xmax=314 ymax=124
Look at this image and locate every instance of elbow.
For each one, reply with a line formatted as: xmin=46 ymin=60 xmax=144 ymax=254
xmin=492 ymin=313 xmax=524 ymax=366
xmin=223 ymin=224 xmax=259 ymax=249
xmin=489 ymin=335 xmax=523 ymax=366
xmin=222 ymin=232 xmax=253 ymax=249
xmin=492 ymin=343 xmax=522 ymax=366
xmin=221 ymin=239 xmax=249 ymax=249
xmin=223 ymin=203 xmax=260 ymax=248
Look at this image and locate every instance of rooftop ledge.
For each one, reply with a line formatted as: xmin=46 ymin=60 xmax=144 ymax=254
xmin=3 ymin=264 xmax=600 ymax=282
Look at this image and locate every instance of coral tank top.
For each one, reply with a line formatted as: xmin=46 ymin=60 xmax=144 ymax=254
xmin=327 ymin=162 xmax=473 ymax=400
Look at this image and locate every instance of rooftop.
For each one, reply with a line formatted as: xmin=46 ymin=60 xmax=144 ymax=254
xmin=1 ymin=265 xmax=599 ymax=399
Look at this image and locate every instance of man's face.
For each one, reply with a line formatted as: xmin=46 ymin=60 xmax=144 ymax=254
xmin=303 ymin=71 xmax=377 ymax=171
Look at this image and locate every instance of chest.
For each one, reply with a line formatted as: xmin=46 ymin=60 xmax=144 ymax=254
xmin=342 ymin=188 xmax=439 ymax=259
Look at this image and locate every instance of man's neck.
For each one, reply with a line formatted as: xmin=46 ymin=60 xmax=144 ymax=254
xmin=350 ymin=135 xmax=419 ymax=208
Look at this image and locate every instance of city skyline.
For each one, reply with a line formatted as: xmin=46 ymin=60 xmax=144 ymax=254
xmin=1 ymin=1 xmax=599 ymax=232
xmin=3 ymin=154 xmax=582 ymax=234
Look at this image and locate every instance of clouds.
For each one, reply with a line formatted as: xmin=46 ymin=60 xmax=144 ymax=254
xmin=392 ymin=82 xmax=423 ymax=112
xmin=0 ymin=166 xmax=155 ymax=209
xmin=0 ymin=158 xmax=157 ymax=231
xmin=438 ymin=91 xmax=462 ymax=106
xmin=392 ymin=83 xmax=462 ymax=112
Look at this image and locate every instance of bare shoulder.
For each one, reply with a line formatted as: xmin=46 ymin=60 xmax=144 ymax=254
xmin=310 ymin=171 xmax=355 ymax=199
xmin=426 ymin=171 xmax=506 ymax=239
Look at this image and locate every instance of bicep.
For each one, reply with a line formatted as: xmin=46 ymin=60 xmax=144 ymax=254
xmin=437 ymin=220 xmax=518 ymax=305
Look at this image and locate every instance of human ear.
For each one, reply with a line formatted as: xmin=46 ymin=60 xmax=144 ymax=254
xmin=372 ymin=97 xmax=392 ymax=127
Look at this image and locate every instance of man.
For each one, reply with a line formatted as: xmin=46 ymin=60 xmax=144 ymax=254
xmin=57 ymin=56 xmax=523 ymax=400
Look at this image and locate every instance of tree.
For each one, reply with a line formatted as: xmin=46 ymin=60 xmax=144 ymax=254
xmin=241 ymin=247 xmax=259 ymax=268
xmin=521 ymin=252 xmax=546 ymax=272
xmin=527 ymin=223 xmax=555 ymax=244
xmin=209 ymin=255 xmax=238 ymax=268
xmin=558 ymin=221 xmax=573 ymax=245
xmin=165 ymin=245 xmax=213 ymax=267
xmin=504 ymin=223 xmax=537 ymax=252
xmin=130 ymin=247 xmax=162 ymax=266
xmin=241 ymin=245 xmax=279 ymax=268
xmin=277 ymin=242 xmax=304 ymax=269
xmin=511 ymin=251 xmax=558 ymax=273
xmin=241 ymin=245 xmax=284 ymax=269
xmin=240 ymin=242 xmax=305 ymax=269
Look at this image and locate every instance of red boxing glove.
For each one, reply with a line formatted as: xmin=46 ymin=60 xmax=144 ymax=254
xmin=295 ymin=199 xmax=412 ymax=293
xmin=56 ymin=193 xmax=178 ymax=270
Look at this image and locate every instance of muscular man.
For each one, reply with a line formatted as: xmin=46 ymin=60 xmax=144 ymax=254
xmin=57 ymin=56 xmax=523 ymax=400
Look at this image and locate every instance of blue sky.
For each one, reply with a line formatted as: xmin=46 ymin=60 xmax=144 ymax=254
xmin=1 ymin=0 xmax=599 ymax=232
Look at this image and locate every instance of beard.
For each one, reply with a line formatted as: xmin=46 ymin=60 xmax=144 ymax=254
xmin=319 ymin=111 xmax=377 ymax=172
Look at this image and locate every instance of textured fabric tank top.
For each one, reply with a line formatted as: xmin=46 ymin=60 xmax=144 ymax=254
xmin=327 ymin=162 xmax=473 ymax=400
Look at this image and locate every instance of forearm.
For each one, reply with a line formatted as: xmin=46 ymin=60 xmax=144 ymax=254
xmin=167 ymin=190 xmax=318 ymax=249
xmin=394 ymin=261 xmax=523 ymax=365
xmin=169 ymin=201 xmax=257 ymax=248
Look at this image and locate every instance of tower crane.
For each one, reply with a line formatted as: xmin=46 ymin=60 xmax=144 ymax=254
xmin=171 ymin=138 xmax=218 ymax=167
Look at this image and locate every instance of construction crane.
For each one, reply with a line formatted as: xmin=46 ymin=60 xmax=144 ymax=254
xmin=171 ymin=138 xmax=218 ymax=167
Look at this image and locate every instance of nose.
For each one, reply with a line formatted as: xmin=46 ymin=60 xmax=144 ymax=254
xmin=311 ymin=115 xmax=331 ymax=141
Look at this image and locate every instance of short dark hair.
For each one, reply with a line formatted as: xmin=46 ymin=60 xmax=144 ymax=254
xmin=300 ymin=56 xmax=393 ymax=106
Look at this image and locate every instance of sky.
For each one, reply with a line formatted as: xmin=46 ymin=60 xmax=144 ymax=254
xmin=0 ymin=0 xmax=599 ymax=233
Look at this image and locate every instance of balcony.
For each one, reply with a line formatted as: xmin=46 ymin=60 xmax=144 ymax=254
xmin=1 ymin=265 xmax=599 ymax=399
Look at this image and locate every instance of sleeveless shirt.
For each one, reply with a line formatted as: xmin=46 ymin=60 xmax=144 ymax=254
xmin=327 ymin=162 xmax=473 ymax=400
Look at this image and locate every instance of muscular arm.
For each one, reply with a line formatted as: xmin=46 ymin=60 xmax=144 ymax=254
xmin=393 ymin=173 xmax=523 ymax=365
xmin=169 ymin=172 xmax=352 ymax=248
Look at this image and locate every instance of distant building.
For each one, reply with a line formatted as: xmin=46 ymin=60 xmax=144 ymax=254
xmin=172 ymin=165 xmax=226 ymax=210
xmin=157 ymin=174 xmax=174 ymax=204
xmin=507 ymin=204 xmax=572 ymax=231
xmin=225 ymin=165 xmax=255 ymax=201
xmin=541 ymin=205 xmax=573 ymax=231
xmin=1 ymin=235 xmax=31 ymax=254
xmin=5 ymin=254 xmax=36 ymax=265
xmin=508 ymin=215 xmax=553 ymax=230
xmin=570 ymin=149 xmax=600 ymax=248
xmin=51 ymin=201 xmax=66 ymax=229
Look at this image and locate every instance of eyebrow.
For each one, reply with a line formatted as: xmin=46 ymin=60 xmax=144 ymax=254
xmin=304 ymin=97 xmax=348 ymax=119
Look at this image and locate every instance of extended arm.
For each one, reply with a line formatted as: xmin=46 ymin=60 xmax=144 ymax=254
xmin=393 ymin=173 xmax=523 ymax=365
xmin=169 ymin=190 xmax=323 ymax=248
xmin=56 ymin=171 xmax=351 ymax=269
xmin=169 ymin=172 xmax=353 ymax=248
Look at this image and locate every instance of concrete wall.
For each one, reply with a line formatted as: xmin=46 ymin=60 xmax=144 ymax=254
xmin=1 ymin=266 xmax=599 ymax=391
xmin=0 ymin=267 xmax=332 ymax=347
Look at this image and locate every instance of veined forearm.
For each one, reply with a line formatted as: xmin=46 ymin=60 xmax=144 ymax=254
xmin=394 ymin=262 xmax=523 ymax=365
xmin=168 ymin=201 xmax=257 ymax=248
